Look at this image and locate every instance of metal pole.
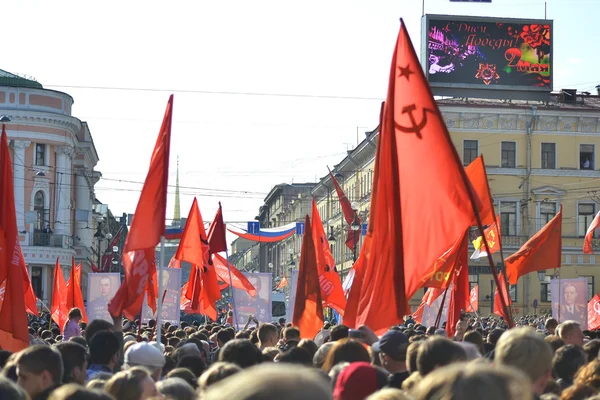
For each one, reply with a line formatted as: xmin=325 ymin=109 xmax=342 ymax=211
xmin=155 ymin=236 xmax=166 ymax=349
xmin=490 ymin=279 xmax=494 ymax=315
xmin=225 ymin=249 xmax=239 ymax=331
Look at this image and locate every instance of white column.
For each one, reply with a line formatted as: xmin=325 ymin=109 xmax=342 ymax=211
xmin=75 ymin=172 xmax=92 ymax=247
xmin=12 ymin=140 xmax=31 ymax=231
xmin=55 ymin=146 xmax=74 ymax=235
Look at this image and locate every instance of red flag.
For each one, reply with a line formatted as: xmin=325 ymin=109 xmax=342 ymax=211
xmin=505 ymin=205 xmax=562 ymax=284
xmin=168 ymin=256 xmax=181 ymax=269
xmin=328 ymin=168 xmax=360 ymax=250
xmin=584 ymin=211 xmax=600 ymax=254
xmin=50 ymin=259 xmax=68 ymax=331
xmin=466 ymin=285 xmax=479 ymax=313
xmin=345 ymin=22 xmax=476 ymax=334
xmin=424 ymin=287 xmax=445 ymax=307
xmin=108 ymin=249 xmax=156 ymax=319
xmin=311 ymin=199 xmax=346 ymax=315
xmin=588 ymin=294 xmax=600 ymax=330
xmin=123 ymin=95 xmax=172 ymax=253
xmin=465 ymin=156 xmax=495 ymax=226
xmin=0 ymin=127 xmax=30 ymax=351
xmin=184 ymin=264 xmax=219 ymax=320
xmin=494 ymin=272 xmax=512 ymax=321
xmin=212 ymin=254 xmax=256 ymax=297
xmin=175 ymin=198 xmax=209 ymax=268
xmin=276 ymin=276 xmax=288 ymax=290
xmin=66 ymin=258 xmax=88 ymax=323
xmin=293 ymin=215 xmax=324 ymax=339
xmin=91 ymin=263 xmax=100 ymax=273
xmin=412 ymin=302 xmax=425 ymax=324
xmin=446 ymin=235 xmax=469 ymax=337
xmin=421 ymin=233 xmax=467 ymax=289
xmin=207 ymin=203 xmax=228 ymax=254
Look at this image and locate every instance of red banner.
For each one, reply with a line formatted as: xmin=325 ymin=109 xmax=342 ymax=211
xmin=588 ymin=294 xmax=600 ymax=330
xmin=466 ymin=285 xmax=478 ymax=312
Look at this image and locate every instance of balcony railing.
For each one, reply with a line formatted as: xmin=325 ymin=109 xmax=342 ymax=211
xmin=31 ymin=232 xmax=72 ymax=248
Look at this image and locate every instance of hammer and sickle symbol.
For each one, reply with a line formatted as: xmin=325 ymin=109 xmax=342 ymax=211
xmin=395 ymin=104 xmax=430 ymax=139
xmin=594 ymin=301 xmax=600 ymax=315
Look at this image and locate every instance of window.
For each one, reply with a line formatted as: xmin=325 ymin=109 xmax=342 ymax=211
xmin=463 ymin=140 xmax=478 ymax=166
xmin=541 ymin=276 xmax=552 ymax=302
xmin=35 ymin=144 xmax=46 ymax=166
xmin=578 ymin=203 xmax=596 ymax=237
xmin=500 ymin=201 xmax=518 ymax=236
xmin=582 ymin=275 xmax=595 ymax=301
xmin=541 ymin=143 xmax=556 ymax=169
xmin=31 ymin=267 xmax=43 ymax=301
xmin=539 ymin=202 xmax=557 ymax=228
xmin=501 ymin=142 xmax=516 ymax=168
xmin=34 ymin=191 xmax=46 ymax=231
xmin=581 ymin=144 xmax=594 ymax=170
xmin=469 ymin=274 xmax=479 ymax=292
xmin=510 ymin=284 xmax=517 ymax=302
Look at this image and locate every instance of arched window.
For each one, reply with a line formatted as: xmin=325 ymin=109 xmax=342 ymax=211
xmin=34 ymin=191 xmax=45 ymax=231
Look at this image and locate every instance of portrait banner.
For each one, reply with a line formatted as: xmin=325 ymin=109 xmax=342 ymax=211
xmin=551 ymin=278 xmax=588 ymax=327
xmin=287 ymin=270 xmax=299 ymax=323
xmin=142 ymin=268 xmax=181 ymax=326
xmin=87 ymin=273 xmax=121 ymax=323
xmin=232 ymin=273 xmax=272 ymax=324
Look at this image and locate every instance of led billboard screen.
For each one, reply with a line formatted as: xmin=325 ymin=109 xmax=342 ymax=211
xmin=422 ymin=15 xmax=552 ymax=94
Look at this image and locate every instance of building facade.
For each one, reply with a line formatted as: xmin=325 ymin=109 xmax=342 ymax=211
xmin=2 ymin=70 xmax=103 ymax=308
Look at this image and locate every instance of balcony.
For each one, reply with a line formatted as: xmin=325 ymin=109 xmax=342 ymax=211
xmin=31 ymin=232 xmax=72 ymax=248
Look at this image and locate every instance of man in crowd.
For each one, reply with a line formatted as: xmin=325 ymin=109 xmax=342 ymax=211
xmin=372 ymin=330 xmax=410 ymax=388
xmin=557 ymin=320 xmax=584 ymax=347
xmin=16 ymin=345 xmax=63 ymax=400
xmin=87 ymin=330 xmax=120 ymax=381
xmin=54 ymin=342 xmax=87 ymax=385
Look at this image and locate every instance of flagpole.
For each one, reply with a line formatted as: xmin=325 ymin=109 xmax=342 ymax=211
xmin=224 ymin=249 xmax=239 ymax=331
xmin=434 ymin=286 xmax=449 ymax=329
xmin=155 ymin=236 xmax=166 ymax=348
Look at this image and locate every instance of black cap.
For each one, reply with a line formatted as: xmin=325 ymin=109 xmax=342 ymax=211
xmin=371 ymin=330 xmax=409 ymax=359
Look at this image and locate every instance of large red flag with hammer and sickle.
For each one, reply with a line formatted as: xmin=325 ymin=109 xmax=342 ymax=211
xmin=588 ymin=294 xmax=600 ymax=330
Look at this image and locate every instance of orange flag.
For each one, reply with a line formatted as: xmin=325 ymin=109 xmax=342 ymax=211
xmin=66 ymin=258 xmax=88 ymax=323
xmin=494 ymin=272 xmax=512 ymax=321
xmin=505 ymin=205 xmax=562 ymax=285
xmin=484 ymin=215 xmax=502 ymax=254
xmin=412 ymin=302 xmax=425 ymax=324
xmin=168 ymin=256 xmax=181 ymax=269
xmin=345 ymin=22 xmax=477 ymax=334
xmin=276 ymin=276 xmax=288 ymax=290
xmin=466 ymin=285 xmax=479 ymax=312
xmin=0 ymin=127 xmax=30 ymax=351
xmin=446 ymin=234 xmax=469 ymax=337
xmin=175 ymin=198 xmax=209 ymax=268
xmin=213 ymin=254 xmax=256 ymax=296
xmin=311 ymin=199 xmax=346 ymax=315
xmin=465 ymin=156 xmax=495 ymax=226
xmin=423 ymin=287 xmax=445 ymax=307
xmin=588 ymin=294 xmax=600 ymax=330
xmin=123 ymin=95 xmax=172 ymax=253
xmin=207 ymin=203 xmax=228 ymax=254
xmin=293 ymin=215 xmax=324 ymax=339
xmin=50 ymin=259 xmax=68 ymax=331
xmin=584 ymin=211 xmax=600 ymax=254
xmin=421 ymin=232 xmax=467 ymax=289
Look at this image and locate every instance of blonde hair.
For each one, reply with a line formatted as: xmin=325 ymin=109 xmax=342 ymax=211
xmin=105 ymin=366 xmax=152 ymax=400
xmin=556 ymin=320 xmax=580 ymax=339
xmin=198 ymin=362 xmax=242 ymax=392
xmin=575 ymin=359 xmax=600 ymax=390
xmin=366 ymin=388 xmax=410 ymax=400
xmin=411 ymin=362 xmax=533 ymax=400
xmin=495 ymin=327 xmax=552 ymax=382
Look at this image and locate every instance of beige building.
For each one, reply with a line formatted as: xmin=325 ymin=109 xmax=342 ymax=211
xmin=307 ymin=91 xmax=600 ymax=318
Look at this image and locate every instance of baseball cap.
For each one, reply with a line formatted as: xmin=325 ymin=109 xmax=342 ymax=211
xmin=125 ymin=342 xmax=166 ymax=368
xmin=371 ymin=330 xmax=408 ymax=358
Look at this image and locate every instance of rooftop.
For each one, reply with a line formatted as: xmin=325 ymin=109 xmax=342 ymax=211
xmin=437 ymin=92 xmax=600 ymax=111
xmin=0 ymin=69 xmax=43 ymax=89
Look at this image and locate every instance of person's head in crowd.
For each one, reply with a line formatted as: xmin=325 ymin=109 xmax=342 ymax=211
xmin=16 ymin=345 xmax=63 ymax=399
xmin=198 ymin=362 xmax=242 ymax=393
xmin=105 ymin=366 xmax=158 ymax=400
xmin=89 ymin=330 xmax=120 ymax=378
xmin=544 ymin=335 xmax=565 ymax=354
xmin=283 ymin=327 xmax=301 ymax=345
xmin=584 ymin=339 xmax=600 ymax=361
xmin=85 ymin=379 xmax=107 ymax=390
xmin=495 ymin=327 xmax=553 ymax=396
xmin=54 ymin=342 xmax=88 ymax=385
xmin=124 ymin=342 xmax=166 ymax=382
xmin=0 ymin=376 xmax=28 ymax=400
xmin=487 ymin=328 xmax=504 ymax=345
xmin=217 ymin=329 xmax=235 ymax=348
xmin=406 ymin=341 xmax=422 ymax=375
xmin=329 ymin=362 xmax=350 ymax=388
xmin=174 ymin=342 xmax=201 ymax=361
xmin=412 ymin=362 xmax=533 ymax=400
xmin=218 ymin=339 xmax=263 ymax=369
xmin=84 ymin=319 xmax=113 ymax=342
xmin=545 ymin=318 xmax=558 ymax=335
xmin=275 ymin=346 xmax=312 ymax=366
xmin=297 ymin=339 xmax=319 ymax=360
xmin=176 ymin=355 xmax=206 ymax=378
xmin=262 ymin=347 xmax=280 ymax=361
xmin=463 ymin=330 xmax=485 ymax=355
xmin=552 ymin=344 xmax=586 ymax=389
xmin=249 ymin=329 xmax=259 ymax=346
xmin=574 ymin=358 xmax=600 ymax=390
xmin=416 ymin=337 xmax=467 ymax=377
xmin=372 ymin=330 xmax=409 ymax=375
xmin=2 ymin=360 xmax=18 ymax=382
xmin=156 ymin=377 xmax=195 ymax=400
xmin=68 ymin=336 xmax=87 ymax=349
xmin=278 ymin=318 xmax=286 ymax=328
xmin=165 ymin=367 xmax=197 ymax=390
xmin=67 ymin=308 xmax=83 ymax=324
xmin=330 ymin=325 xmax=350 ymax=342
xmin=41 ymin=330 xmax=53 ymax=340
xmin=47 ymin=383 xmax=114 ymax=400
xmin=322 ymin=338 xmax=371 ymax=373
xmin=235 ymin=331 xmax=250 ymax=340
xmin=557 ymin=320 xmax=584 ymax=347
xmin=333 ymin=362 xmax=389 ymax=400
xmin=313 ymin=342 xmax=334 ymax=369
xmin=456 ymin=341 xmax=481 ymax=360
xmin=366 ymin=387 xmax=410 ymax=400
xmin=257 ymin=324 xmax=278 ymax=349
xmin=202 ymin=363 xmax=331 ymax=400
xmin=560 ymin=384 xmax=598 ymax=400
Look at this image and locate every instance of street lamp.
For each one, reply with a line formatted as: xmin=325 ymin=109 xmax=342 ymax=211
xmin=350 ymin=202 xmax=361 ymax=263
xmin=288 ymin=247 xmax=295 ymax=267
xmin=537 ymin=270 xmax=546 ymax=281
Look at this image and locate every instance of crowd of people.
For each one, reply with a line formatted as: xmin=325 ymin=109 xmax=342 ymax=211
xmin=1 ymin=309 xmax=600 ymax=399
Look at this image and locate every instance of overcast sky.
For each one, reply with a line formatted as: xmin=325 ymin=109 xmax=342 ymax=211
xmin=3 ymin=0 xmax=596 ymax=240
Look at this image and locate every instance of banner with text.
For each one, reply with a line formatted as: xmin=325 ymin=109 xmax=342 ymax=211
xmin=87 ymin=273 xmax=121 ymax=323
xmin=142 ymin=268 xmax=182 ymax=326
xmin=551 ymin=278 xmax=588 ymax=327
xmin=233 ymin=273 xmax=272 ymax=324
